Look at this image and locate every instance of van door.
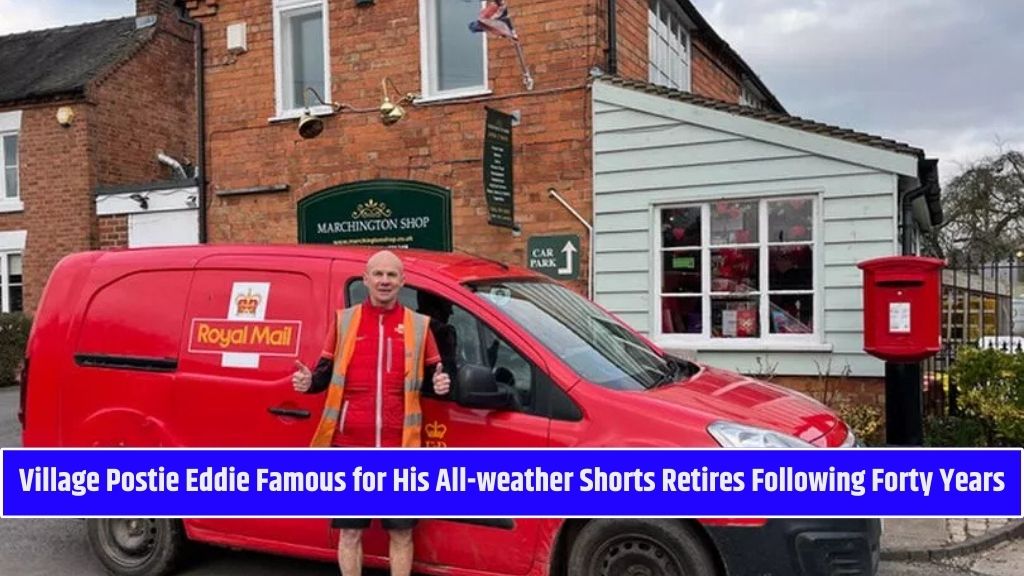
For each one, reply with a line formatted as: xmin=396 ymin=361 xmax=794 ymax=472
xmin=339 ymin=269 xmax=551 ymax=575
xmin=176 ymin=255 xmax=332 ymax=551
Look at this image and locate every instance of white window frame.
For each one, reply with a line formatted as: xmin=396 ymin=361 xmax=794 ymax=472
xmin=272 ymin=0 xmax=332 ymax=120
xmin=418 ymin=0 xmax=490 ymax=102
xmin=0 ymin=111 xmax=23 ymax=213
xmin=654 ymin=195 xmax=824 ymax=350
xmin=648 ymin=0 xmax=691 ymax=92
xmin=0 ymin=251 xmax=23 ymax=313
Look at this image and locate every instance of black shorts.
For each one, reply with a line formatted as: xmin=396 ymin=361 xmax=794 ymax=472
xmin=330 ymin=518 xmax=419 ymax=530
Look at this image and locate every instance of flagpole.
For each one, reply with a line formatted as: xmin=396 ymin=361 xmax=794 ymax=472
xmin=512 ymin=39 xmax=534 ymax=91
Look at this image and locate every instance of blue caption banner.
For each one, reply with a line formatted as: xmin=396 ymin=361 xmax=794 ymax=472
xmin=2 ymin=448 xmax=1021 ymax=518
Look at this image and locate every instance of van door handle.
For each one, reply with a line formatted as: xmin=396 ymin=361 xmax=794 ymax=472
xmin=268 ymin=407 xmax=311 ymax=419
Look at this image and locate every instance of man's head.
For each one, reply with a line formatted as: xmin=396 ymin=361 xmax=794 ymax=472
xmin=364 ymin=250 xmax=404 ymax=308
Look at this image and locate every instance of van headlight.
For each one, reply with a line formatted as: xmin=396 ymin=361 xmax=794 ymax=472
xmin=840 ymin=427 xmax=859 ymax=448
xmin=707 ymin=421 xmax=814 ymax=448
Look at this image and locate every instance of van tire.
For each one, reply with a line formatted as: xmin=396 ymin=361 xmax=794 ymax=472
xmin=87 ymin=518 xmax=185 ymax=576
xmin=567 ymin=519 xmax=717 ymax=576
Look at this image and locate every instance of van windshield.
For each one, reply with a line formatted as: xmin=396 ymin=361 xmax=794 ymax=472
xmin=468 ymin=280 xmax=684 ymax=390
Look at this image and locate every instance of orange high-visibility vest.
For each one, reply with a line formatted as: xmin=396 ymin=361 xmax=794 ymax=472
xmin=310 ymin=305 xmax=431 ymax=448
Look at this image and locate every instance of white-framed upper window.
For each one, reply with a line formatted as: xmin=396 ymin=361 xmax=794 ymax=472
xmin=0 ymin=252 xmax=23 ymax=313
xmin=657 ymin=197 xmax=818 ymax=343
xmin=273 ymin=0 xmax=331 ymax=117
xmin=1 ymin=133 xmax=17 ymax=202
xmin=648 ymin=0 xmax=691 ymax=92
xmin=740 ymin=84 xmax=766 ymax=110
xmin=419 ymin=0 xmax=488 ymax=100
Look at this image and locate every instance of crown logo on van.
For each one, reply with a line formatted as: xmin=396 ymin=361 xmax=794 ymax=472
xmin=425 ymin=421 xmax=447 ymax=440
xmin=235 ymin=290 xmax=261 ymax=316
xmin=352 ymin=199 xmax=392 ymax=219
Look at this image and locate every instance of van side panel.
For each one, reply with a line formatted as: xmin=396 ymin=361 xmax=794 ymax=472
xmin=23 ymin=252 xmax=102 ymax=446
xmin=63 ymin=269 xmax=194 ymax=447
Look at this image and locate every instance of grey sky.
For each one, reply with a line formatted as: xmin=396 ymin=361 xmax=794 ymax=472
xmin=691 ymin=0 xmax=1024 ymax=181
xmin=2 ymin=0 xmax=1018 ymax=182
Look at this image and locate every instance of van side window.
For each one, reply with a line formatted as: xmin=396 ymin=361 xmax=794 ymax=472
xmin=76 ymin=271 xmax=191 ymax=364
xmin=346 ymin=280 xmax=536 ymax=412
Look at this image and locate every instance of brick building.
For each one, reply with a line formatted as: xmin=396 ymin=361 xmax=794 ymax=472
xmin=183 ymin=0 xmax=940 ymax=394
xmin=0 ymin=0 xmax=197 ymax=314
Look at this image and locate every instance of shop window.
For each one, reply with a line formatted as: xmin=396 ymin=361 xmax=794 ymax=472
xmin=419 ymin=0 xmax=487 ymax=99
xmin=648 ymin=0 xmax=691 ymax=91
xmin=659 ymin=197 xmax=817 ymax=341
xmin=274 ymin=0 xmax=330 ymax=115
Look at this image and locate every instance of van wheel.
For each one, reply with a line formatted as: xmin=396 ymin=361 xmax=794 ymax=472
xmin=567 ymin=519 xmax=717 ymax=576
xmin=87 ymin=518 xmax=184 ymax=576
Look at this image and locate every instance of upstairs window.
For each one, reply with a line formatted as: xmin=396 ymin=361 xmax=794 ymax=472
xmin=274 ymin=0 xmax=330 ymax=116
xmin=648 ymin=0 xmax=691 ymax=91
xmin=1 ymin=133 xmax=16 ymax=201
xmin=420 ymin=0 xmax=488 ymax=99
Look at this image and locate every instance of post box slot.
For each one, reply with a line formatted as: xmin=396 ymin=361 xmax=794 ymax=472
xmin=876 ymin=276 xmax=924 ymax=286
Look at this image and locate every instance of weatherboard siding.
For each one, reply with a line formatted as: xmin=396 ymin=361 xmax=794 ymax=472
xmin=591 ymin=82 xmax=911 ymax=377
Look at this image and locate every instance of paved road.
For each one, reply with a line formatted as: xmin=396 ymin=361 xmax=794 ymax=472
xmin=1 ymin=387 xmax=1020 ymax=575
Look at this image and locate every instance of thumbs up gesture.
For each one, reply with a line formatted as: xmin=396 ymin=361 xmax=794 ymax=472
xmin=292 ymin=360 xmax=313 ymax=392
xmin=432 ymin=362 xmax=451 ymax=396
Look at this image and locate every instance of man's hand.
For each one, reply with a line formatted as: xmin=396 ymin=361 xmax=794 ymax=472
xmin=292 ymin=360 xmax=312 ymax=392
xmin=432 ymin=363 xmax=451 ymax=396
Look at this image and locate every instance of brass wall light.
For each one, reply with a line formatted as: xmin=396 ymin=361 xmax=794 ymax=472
xmin=297 ymin=80 xmax=419 ymax=139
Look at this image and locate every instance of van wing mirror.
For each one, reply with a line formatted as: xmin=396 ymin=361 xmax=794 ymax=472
xmin=455 ymin=364 xmax=518 ymax=410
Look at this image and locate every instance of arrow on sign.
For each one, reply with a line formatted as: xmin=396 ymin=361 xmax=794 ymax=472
xmin=558 ymin=241 xmax=577 ymax=275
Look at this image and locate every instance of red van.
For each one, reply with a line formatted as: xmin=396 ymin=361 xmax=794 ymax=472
xmin=20 ymin=245 xmax=877 ymax=576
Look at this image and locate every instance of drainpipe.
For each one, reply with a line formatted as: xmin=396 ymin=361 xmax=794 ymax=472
xmin=901 ymin=159 xmax=938 ymax=256
xmin=157 ymin=151 xmax=188 ymax=180
xmin=607 ymin=0 xmax=618 ymax=75
xmin=177 ymin=5 xmax=207 ymax=244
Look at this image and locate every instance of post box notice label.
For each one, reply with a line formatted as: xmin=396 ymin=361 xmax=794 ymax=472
xmin=889 ymin=302 xmax=911 ymax=333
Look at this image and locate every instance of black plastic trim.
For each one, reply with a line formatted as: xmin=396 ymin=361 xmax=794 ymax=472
xmin=74 ymin=354 xmax=178 ymax=373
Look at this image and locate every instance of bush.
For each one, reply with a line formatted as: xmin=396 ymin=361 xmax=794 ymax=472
xmin=924 ymin=415 xmax=989 ymax=447
xmin=949 ymin=347 xmax=1024 ymax=447
xmin=0 ymin=312 xmax=31 ymax=387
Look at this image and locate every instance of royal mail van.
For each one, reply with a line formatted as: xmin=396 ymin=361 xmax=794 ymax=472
xmin=21 ymin=245 xmax=878 ymax=576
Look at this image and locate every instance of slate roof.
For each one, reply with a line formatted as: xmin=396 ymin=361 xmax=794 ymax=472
xmin=598 ymin=75 xmax=925 ymax=158
xmin=0 ymin=17 xmax=154 ymax=105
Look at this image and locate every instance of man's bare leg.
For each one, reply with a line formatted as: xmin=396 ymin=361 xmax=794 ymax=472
xmin=338 ymin=529 xmax=363 ymax=575
xmin=388 ymin=528 xmax=414 ymax=576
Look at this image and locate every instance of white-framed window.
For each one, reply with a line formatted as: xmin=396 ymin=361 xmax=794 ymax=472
xmin=657 ymin=197 xmax=818 ymax=342
xmin=273 ymin=0 xmax=331 ymax=117
xmin=648 ymin=0 xmax=691 ymax=92
xmin=0 ymin=252 xmax=23 ymax=313
xmin=419 ymin=0 xmax=488 ymax=100
xmin=1 ymin=132 xmax=17 ymax=202
xmin=740 ymin=83 xmax=766 ymax=110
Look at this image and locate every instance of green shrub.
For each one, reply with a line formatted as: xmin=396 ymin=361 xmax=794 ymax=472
xmin=949 ymin=347 xmax=1024 ymax=447
xmin=924 ymin=415 xmax=989 ymax=447
xmin=0 ymin=312 xmax=32 ymax=387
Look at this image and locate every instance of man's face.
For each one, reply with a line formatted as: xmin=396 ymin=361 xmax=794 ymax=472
xmin=364 ymin=253 xmax=404 ymax=308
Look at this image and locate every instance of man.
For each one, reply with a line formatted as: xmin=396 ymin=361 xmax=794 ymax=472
xmin=292 ymin=249 xmax=451 ymax=576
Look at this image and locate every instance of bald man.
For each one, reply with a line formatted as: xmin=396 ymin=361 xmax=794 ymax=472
xmin=292 ymin=250 xmax=450 ymax=576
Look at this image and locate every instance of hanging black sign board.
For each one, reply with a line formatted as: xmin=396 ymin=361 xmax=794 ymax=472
xmin=483 ymin=107 xmax=515 ymax=228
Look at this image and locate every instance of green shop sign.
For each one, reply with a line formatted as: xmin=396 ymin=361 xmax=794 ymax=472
xmin=297 ymin=180 xmax=452 ymax=251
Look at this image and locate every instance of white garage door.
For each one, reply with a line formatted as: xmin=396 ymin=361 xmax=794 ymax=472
xmin=128 ymin=209 xmax=199 ymax=248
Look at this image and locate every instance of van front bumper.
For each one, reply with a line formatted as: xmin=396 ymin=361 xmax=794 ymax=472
xmin=704 ymin=518 xmax=880 ymax=576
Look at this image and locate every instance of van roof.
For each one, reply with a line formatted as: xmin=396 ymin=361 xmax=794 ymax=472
xmin=86 ymin=244 xmax=546 ymax=285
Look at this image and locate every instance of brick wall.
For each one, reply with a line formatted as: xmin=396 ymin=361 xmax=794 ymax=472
xmin=98 ymin=215 xmax=129 ymax=249
xmin=690 ymin=36 xmax=742 ymax=104
xmin=14 ymin=105 xmax=95 ymax=313
xmin=614 ymin=0 xmax=649 ymax=80
xmin=90 ymin=14 xmax=196 ymax=187
xmin=192 ymin=0 xmax=597 ymax=296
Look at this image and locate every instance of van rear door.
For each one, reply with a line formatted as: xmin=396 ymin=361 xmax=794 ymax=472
xmin=175 ymin=254 xmax=332 ymax=552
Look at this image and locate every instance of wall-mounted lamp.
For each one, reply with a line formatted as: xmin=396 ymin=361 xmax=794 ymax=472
xmin=56 ymin=106 xmax=75 ymax=127
xmin=297 ymin=80 xmax=419 ymax=139
xmin=129 ymin=193 xmax=149 ymax=210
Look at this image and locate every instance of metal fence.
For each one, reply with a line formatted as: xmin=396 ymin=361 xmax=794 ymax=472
xmin=923 ymin=261 xmax=1024 ymax=418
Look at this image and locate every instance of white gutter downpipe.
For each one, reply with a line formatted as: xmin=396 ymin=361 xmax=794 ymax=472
xmin=157 ymin=151 xmax=189 ymax=180
xmin=548 ymin=188 xmax=595 ymax=300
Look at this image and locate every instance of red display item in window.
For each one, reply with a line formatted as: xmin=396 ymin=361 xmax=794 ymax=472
xmin=736 ymin=307 xmax=758 ymax=337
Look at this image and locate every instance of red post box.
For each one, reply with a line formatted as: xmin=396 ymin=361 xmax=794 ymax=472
xmin=858 ymin=256 xmax=944 ymax=363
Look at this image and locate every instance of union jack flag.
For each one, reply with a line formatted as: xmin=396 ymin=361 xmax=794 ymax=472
xmin=469 ymin=0 xmax=518 ymax=41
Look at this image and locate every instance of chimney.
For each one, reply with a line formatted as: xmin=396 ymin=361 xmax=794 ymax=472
xmin=136 ymin=0 xmax=174 ymax=23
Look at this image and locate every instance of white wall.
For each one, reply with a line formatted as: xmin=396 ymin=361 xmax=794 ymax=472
xmin=592 ymin=81 xmax=919 ymax=377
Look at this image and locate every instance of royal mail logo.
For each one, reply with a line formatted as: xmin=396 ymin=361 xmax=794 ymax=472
xmin=234 ymin=289 xmax=262 ymax=316
xmin=188 ymin=319 xmax=302 ymax=356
